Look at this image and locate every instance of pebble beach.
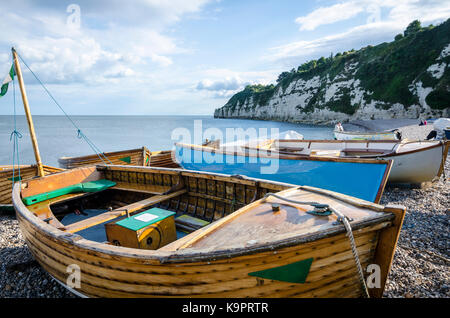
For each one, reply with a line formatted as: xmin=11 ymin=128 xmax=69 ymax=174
xmin=0 ymin=122 xmax=448 ymax=298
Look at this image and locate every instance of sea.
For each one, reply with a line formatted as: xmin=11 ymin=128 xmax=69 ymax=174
xmin=0 ymin=115 xmax=334 ymax=167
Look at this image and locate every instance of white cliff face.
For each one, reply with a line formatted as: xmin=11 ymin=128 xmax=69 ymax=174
xmin=215 ymin=43 xmax=450 ymax=124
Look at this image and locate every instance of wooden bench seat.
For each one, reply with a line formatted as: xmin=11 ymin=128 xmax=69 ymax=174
xmin=64 ymin=189 xmax=187 ymax=233
xmin=111 ymin=182 xmax=171 ymax=195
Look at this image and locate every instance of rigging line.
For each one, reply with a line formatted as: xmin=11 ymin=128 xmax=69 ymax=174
xmin=10 ymin=58 xmax=22 ymax=188
xmin=15 ymin=51 xmax=113 ymax=165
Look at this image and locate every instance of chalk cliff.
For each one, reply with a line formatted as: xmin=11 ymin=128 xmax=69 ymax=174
xmin=214 ymin=19 xmax=450 ymax=125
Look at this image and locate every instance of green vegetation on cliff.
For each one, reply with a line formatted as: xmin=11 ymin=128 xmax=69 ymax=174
xmin=217 ymin=19 xmax=450 ymax=117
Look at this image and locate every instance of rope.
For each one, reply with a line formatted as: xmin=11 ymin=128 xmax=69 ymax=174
xmin=10 ymin=60 xmax=22 ymax=189
xmin=15 ymin=51 xmax=113 ymax=165
xmin=262 ymin=192 xmax=370 ymax=298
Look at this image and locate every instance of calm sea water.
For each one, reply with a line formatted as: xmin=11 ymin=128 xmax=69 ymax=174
xmin=0 ymin=115 xmax=333 ymax=167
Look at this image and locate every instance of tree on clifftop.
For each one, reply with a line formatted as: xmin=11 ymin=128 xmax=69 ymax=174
xmin=404 ymin=20 xmax=422 ymax=36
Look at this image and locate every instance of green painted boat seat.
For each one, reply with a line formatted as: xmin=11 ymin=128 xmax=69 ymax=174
xmin=22 ymin=179 xmax=116 ymax=206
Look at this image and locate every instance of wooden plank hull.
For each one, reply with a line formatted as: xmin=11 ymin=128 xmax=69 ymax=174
xmin=13 ymin=165 xmax=405 ymax=298
xmin=58 ymin=148 xmax=180 ymax=169
xmin=174 ymin=144 xmax=392 ymax=203
xmin=58 ymin=147 xmax=151 ymax=169
xmin=0 ymin=165 xmax=63 ymax=207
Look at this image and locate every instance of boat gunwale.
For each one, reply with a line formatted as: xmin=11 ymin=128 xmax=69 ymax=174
xmin=58 ymin=147 xmax=150 ymax=163
xmin=13 ymin=165 xmax=399 ymax=264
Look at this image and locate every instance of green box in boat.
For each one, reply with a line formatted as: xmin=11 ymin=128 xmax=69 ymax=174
xmin=116 ymin=208 xmax=176 ymax=231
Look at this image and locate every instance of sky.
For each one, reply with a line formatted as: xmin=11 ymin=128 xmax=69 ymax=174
xmin=0 ymin=0 xmax=449 ymax=116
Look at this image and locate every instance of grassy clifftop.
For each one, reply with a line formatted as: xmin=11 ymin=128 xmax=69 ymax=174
xmin=215 ymin=19 xmax=450 ymax=120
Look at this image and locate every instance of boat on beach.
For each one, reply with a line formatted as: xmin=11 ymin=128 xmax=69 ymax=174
xmin=334 ymin=123 xmax=401 ymax=141
xmin=174 ymin=142 xmax=393 ymax=203
xmin=58 ymin=148 xmax=180 ymax=170
xmin=0 ymin=165 xmax=63 ymax=210
xmin=242 ymin=139 xmax=449 ymax=186
xmin=12 ymin=164 xmax=405 ymax=298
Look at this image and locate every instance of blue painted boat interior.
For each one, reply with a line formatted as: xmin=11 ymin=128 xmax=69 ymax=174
xmin=175 ymin=145 xmax=388 ymax=203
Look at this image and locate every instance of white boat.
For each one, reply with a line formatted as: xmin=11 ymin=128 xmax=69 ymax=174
xmin=334 ymin=130 xmax=401 ymax=141
xmin=243 ymin=139 xmax=449 ymax=186
xmin=333 ymin=123 xmax=401 ymax=141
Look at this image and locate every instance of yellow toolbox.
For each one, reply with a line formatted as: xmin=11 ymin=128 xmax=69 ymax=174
xmin=105 ymin=208 xmax=177 ymax=249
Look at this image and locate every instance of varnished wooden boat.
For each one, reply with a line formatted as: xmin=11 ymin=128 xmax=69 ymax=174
xmin=58 ymin=147 xmax=151 ymax=169
xmin=58 ymin=148 xmax=180 ymax=169
xmin=0 ymin=165 xmax=63 ymax=210
xmin=243 ymin=139 xmax=450 ymax=186
xmin=13 ymin=164 xmax=405 ymax=298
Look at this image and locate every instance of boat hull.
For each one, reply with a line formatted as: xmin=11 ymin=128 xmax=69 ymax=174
xmin=0 ymin=165 xmax=63 ymax=208
xmin=386 ymin=142 xmax=448 ymax=184
xmin=12 ymin=166 xmax=405 ymax=298
xmin=175 ymin=145 xmax=391 ymax=203
xmin=248 ymin=139 xmax=449 ymax=185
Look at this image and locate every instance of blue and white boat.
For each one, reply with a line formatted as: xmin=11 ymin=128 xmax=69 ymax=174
xmin=174 ymin=142 xmax=393 ymax=203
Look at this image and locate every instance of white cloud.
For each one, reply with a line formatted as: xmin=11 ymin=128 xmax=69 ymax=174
xmin=295 ymin=2 xmax=364 ymax=31
xmin=295 ymin=0 xmax=450 ymax=31
xmin=271 ymin=0 xmax=450 ymax=65
xmin=195 ymin=68 xmax=279 ymax=98
xmin=0 ymin=1 xmax=211 ymax=86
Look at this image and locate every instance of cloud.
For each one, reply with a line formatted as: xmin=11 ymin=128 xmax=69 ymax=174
xmin=197 ymin=77 xmax=245 ymax=91
xmin=0 ymin=1 xmax=211 ymax=85
xmin=295 ymin=0 xmax=450 ymax=31
xmin=195 ymin=68 xmax=280 ymax=98
xmin=269 ymin=0 xmax=450 ymax=66
xmin=295 ymin=2 xmax=364 ymax=31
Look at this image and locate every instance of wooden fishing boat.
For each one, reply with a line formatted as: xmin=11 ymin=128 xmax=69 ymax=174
xmin=58 ymin=148 xmax=180 ymax=169
xmin=242 ymin=139 xmax=450 ymax=186
xmin=0 ymin=165 xmax=64 ymax=210
xmin=334 ymin=129 xmax=401 ymax=141
xmin=12 ymin=164 xmax=405 ymax=298
xmin=174 ymin=142 xmax=393 ymax=203
xmin=58 ymin=147 xmax=151 ymax=169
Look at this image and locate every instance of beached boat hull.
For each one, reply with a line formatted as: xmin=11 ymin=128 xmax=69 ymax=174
xmin=385 ymin=141 xmax=448 ymax=184
xmin=334 ymin=130 xmax=399 ymax=141
xmin=0 ymin=165 xmax=63 ymax=209
xmin=58 ymin=147 xmax=180 ymax=169
xmin=58 ymin=147 xmax=152 ymax=169
xmin=250 ymin=139 xmax=449 ymax=186
xmin=174 ymin=144 xmax=391 ymax=203
xmin=13 ymin=165 xmax=405 ymax=298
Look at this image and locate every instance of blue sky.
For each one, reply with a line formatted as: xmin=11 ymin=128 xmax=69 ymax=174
xmin=0 ymin=0 xmax=449 ymax=115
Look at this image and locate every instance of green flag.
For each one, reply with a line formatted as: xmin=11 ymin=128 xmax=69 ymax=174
xmin=0 ymin=65 xmax=15 ymax=97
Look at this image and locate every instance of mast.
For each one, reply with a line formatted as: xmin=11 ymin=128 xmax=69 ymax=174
xmin=11 ymin=47 xmax=45 ymax=177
